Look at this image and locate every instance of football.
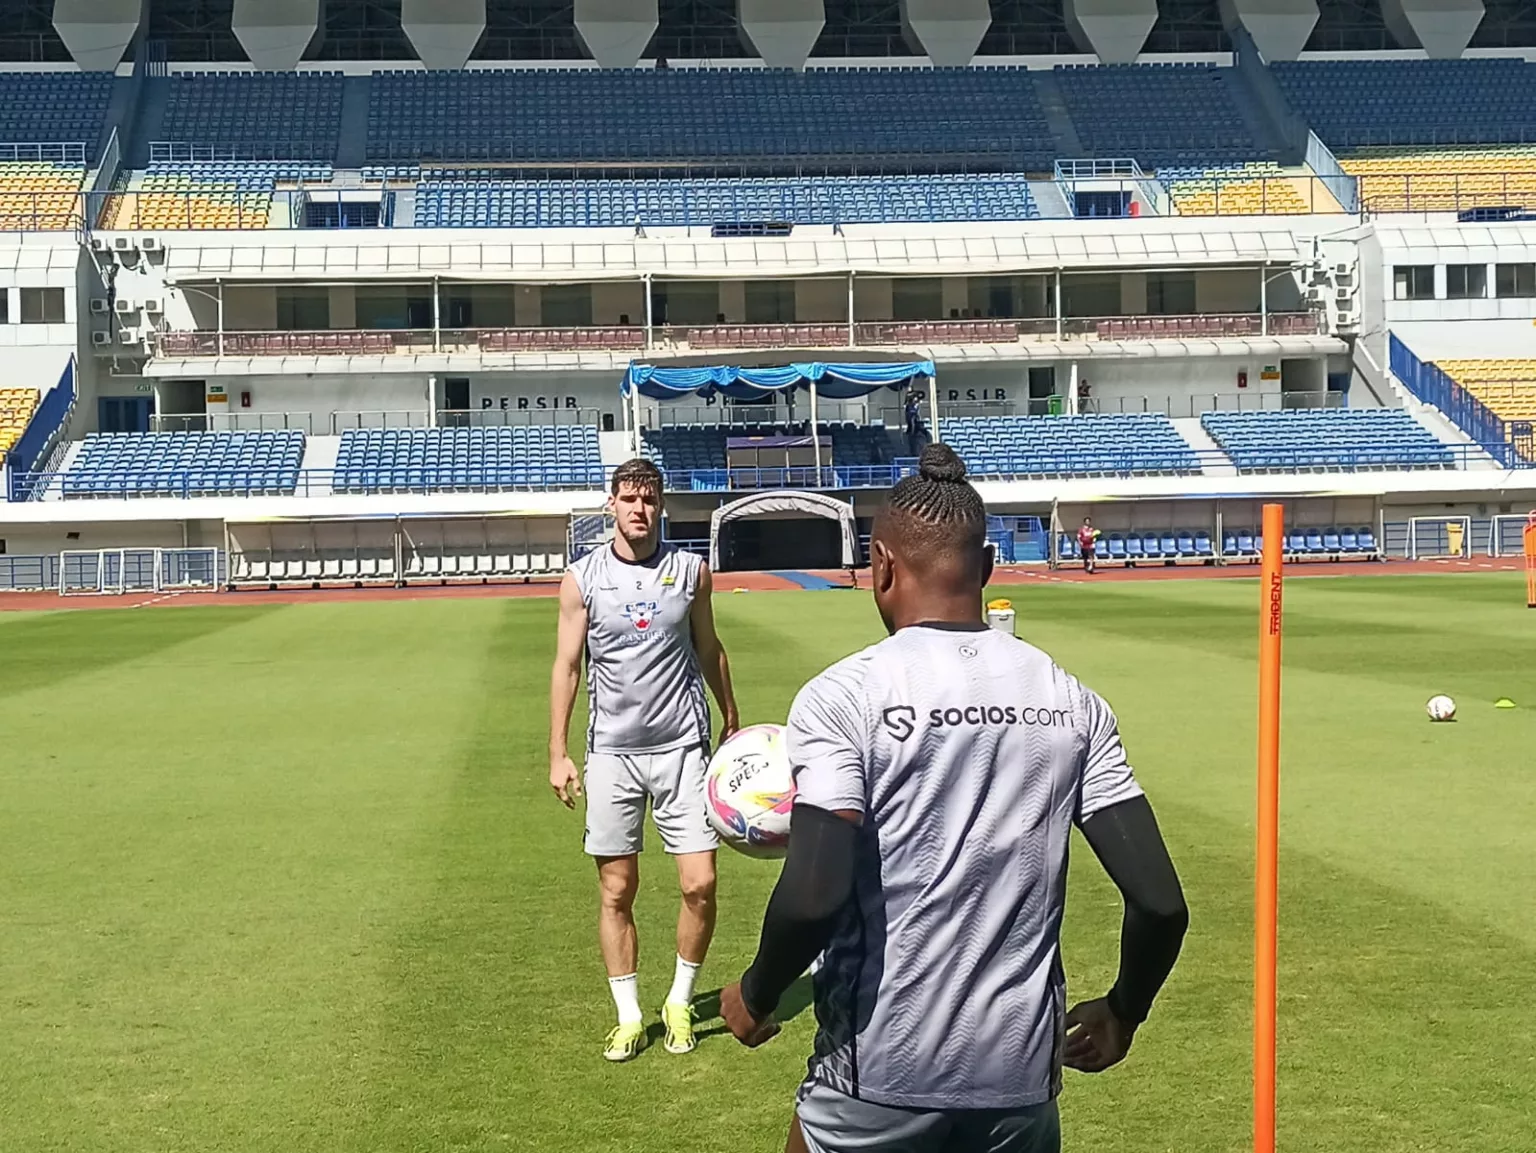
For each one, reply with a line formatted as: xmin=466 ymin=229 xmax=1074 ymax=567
xmin=1426 ymin=694 xmax=1457 ymax=722
xmin=705 ymin=723 xmax=795 ymax=858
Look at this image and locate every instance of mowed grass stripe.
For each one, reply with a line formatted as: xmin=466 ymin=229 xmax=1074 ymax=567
xmin=1061 ymin=793 xmax=1536 ymax=1153
xmin=0 ymin=601 xmax=498 ymax=1153
xmin=362 ymin=595 xmax=837 ymax=1153
xmin=2 ymin=578 xmax=1533 ymax=1152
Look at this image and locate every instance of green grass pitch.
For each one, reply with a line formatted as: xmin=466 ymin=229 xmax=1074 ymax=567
xmin=2 ymin=574 xmax=1534 ymax=1153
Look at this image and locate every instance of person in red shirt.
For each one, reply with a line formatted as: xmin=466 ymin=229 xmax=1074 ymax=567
xmin=1077 ymin=517 xmax=1100 ymax=574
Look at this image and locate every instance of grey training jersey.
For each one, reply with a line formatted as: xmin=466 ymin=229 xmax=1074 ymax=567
xmin=788 ymin=624 xmax=1144 ymax=1111
xmin=570 ymin=543 xmax=710 ymax=756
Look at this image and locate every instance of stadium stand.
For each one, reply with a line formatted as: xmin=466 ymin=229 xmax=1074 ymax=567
xmin=60 ymin=431 xmax=305 ymax=498
xmin=1271 ymin=59 xmax=1536 ymax=150
xmin=1200 ymin=410 xmax=1454 ymax=472
xmin=1339 ymin=148 xmax=1536 ymax=212
xmin=334 ymin=426 xmax=604 ymax=493
xmin=1054 ymin=65 xmax=1270 ymax=170
xmin=158 ymin=73 xmax=345 ymax=161
xmin=367 ymin=68 xmax=1054 ymax=168
xmin=0 ymin=162 xmax=86 ymax=230
xmin=412 ymin=173 xmax=1040 ymax=228
xmin=642 ymin=422 xmax=902 ymax=481
xmin=0 ymin=388 xmax=40 ymax=456
xmin=942 ymin=414 xmax=1201 ymax=477
xmin=1159 ymin=161 xmax=1313 ymax=215
xmin=1434 ymin=360 xmax=1536 ymax=423
xmin=0 ymin=72 xmax=114 ymax=149
xmin=104 ymin=161 xmax=332 ymax=229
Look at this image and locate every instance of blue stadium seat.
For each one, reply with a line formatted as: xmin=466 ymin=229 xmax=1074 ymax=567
xmin=0 ymin=73 xmax=115 ymax=150
xmin=61 ymin=431 xmax=304 ymax=498
xmin=943 ymin=414 xmax=1200 ymax=479
xmin=1054 ymin=64 xmax=1270 ymax=170
xmin=413 ymin=172 xmax=1040 ymax=228
xmin=1271 ymin=59 xmax=1536 ymax=150
xmin=334 ymin=426 xmax=602 ymax=493
xmin=158 ymin=73 xmax=345 ymax=161
xmin=1200 ymin=409 xmax=1454 ymax=473
xmin=368 ymin=68 xmax=1054 ymax=168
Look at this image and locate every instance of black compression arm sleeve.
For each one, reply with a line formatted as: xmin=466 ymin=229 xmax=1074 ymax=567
xmin=1079 ymin=795 xmax=1190 ymax=1027
xmin=739 ymin=804 xmax=858 ymax=1020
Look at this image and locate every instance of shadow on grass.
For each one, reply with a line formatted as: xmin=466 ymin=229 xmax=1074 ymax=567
xmin=690 ymin=974 xmax=816 ymax=1044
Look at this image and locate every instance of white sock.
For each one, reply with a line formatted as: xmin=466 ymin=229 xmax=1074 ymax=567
xmin=609 ymin=973 xmax=643 ymax=1026
xmin=667 ymin=956 xmax=702 ymax=1007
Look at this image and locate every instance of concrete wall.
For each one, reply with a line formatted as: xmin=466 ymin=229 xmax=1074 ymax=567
xmin=1391 ymin=319 xmax=1536 ymax=360
xmin=796 ymin=278 xmax=848 ymax=323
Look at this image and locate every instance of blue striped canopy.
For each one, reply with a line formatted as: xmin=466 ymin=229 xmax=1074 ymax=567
xmin=621 ymin=360 xmax=935 ymax=402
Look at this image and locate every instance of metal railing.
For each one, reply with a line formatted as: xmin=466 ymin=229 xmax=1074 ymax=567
xmin=1390 ymin=334 xmax=1534 ymax=467
xmin=151 ymin=312 xmax=1327 ymax=361
xmin=1357 ymin=172 xmax=1536 ymax=215
xmin=9 ymin=440 xmax=1524 ymax=504
xmin=437 ymin=407 xmax=605 ymax=428
xmin=153 ymin=411 xmax=321 ymax=433
xmin=9 ymin=466 xmax=614 ymax=502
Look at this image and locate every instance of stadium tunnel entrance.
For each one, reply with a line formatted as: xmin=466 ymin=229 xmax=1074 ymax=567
xmin=708 ymin=490 xmax=859 ymax=573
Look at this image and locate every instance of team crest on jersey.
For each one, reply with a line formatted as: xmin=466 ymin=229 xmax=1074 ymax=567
xmin=623 ymin=600 xmax=659 ymax=631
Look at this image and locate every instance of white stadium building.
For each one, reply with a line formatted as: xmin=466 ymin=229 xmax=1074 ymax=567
xmin=0 ymin=0 xmax=1533 ymax=592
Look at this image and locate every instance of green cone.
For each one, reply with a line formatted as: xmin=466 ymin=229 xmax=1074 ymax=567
xmin=1495 ymin=698 xmax=1517 ymax=709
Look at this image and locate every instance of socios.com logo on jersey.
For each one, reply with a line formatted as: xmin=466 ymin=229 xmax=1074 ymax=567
xmin=880 ymin=702 xmax=1071 ymax=742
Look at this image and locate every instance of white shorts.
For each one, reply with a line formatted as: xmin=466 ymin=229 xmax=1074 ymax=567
xmin=582 ymin=746 xmax=718 ymax=858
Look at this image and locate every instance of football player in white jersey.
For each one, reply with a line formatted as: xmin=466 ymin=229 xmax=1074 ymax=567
xmin=549 ymin=458 xmax=740 ymax=1062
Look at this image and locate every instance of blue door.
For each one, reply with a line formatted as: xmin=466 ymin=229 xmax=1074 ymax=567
xmin=98 ymin=396 xmax=153 ymax=433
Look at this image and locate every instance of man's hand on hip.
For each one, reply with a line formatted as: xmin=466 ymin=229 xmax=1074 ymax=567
xmin=550 ymin=754 xmax=582 ymax=809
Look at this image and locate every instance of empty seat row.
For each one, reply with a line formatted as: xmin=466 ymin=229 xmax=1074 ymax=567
xmin=157 ymin=73 xmax=346 ymax=162
xmin=0 ymin=73 xmax=114 ymax=150
xmin=1201 ymin=410 xmax=1453 ymax=472
xmin=333 ymin=426 xmax=604 ymax=493
xmin=1272 ymin=59 xmax=1536 ymax=150
xmin=944 ymin=414 xmax=1201 ymax=477
xmin=413 ymin=173 xmax=1039 ymax=228
xmin=61 ymin=431 xmax=305 ymax=498
xmin=367 ymin=67 xmax=1053 ymax=167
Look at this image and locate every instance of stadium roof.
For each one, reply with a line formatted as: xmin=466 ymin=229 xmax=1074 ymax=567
xmin=7 ymin=1 xmax=1536 ymax=69
xmin=156 ymin=225 xmax=1303 ymax=282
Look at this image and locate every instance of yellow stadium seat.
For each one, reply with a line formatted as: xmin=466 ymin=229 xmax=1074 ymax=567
xmin=0 ymin=162 xmax=85 ymax=230
xmin=1435 ymin=359 xmax=1536 ymax=423
xmin=0 ymin=389 xmax=40 ymax=455
xmin=1343 ymin=148 xmax=1536 ymax=213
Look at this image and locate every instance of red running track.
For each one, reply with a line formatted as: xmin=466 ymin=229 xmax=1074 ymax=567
xmin=0 ymin=556 xmax=1520 ymax=613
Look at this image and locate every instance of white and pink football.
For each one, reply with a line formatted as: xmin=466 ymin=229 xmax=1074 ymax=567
xmin=705 ymin=724 xmax=794 ymax=859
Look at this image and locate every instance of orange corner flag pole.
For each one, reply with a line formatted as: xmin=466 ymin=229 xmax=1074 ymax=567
xmin=1524 ymin=512 xmax=1536 ymax=609
xmin=1256 ymin=503 xmax=1285 ymax=1153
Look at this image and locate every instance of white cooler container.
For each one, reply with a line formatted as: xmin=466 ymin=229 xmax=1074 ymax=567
xmin=986 ymin=605 xmax=1016 ymax=635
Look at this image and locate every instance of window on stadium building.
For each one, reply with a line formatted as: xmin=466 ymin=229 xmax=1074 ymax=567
xmin=19 ymin=287 xmax=64 ymax=324
xmin=542 ymin=283 xmax=594 ymax=328
xmin=1146 ymin=272 xmax=1198 ymax=315
xmin=1446 ymin=264 xmax=1488 ymax=300
xmin=1392 ymin=266 xmax=1435 ymax=301
xmin=744 ymin=280 xmax=797 ymax=324
xmin=276 ymin=289 xmax=330 ymax=330
xmin=1496 ymin=263 xmax=1536 ymax=298
xmin=1061 ymin=274 xmax=1122 ymax=318
xmin=892 ymin=278 xmax=944 ymax=321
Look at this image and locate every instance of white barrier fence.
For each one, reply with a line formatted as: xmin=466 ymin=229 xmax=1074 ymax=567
xmin=58 ymin=548 xmax=222 ymax=597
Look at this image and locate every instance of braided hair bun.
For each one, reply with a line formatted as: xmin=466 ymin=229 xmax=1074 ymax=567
xmin=917 ymin=443 xmax=967 ymax=484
